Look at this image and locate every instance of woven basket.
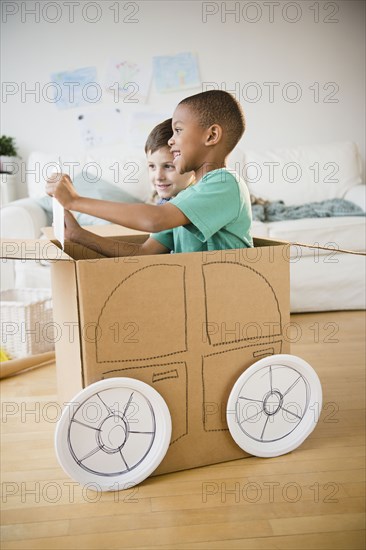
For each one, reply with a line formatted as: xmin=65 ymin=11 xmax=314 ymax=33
xmin=1 ymin=288 xmax=54 ymax=359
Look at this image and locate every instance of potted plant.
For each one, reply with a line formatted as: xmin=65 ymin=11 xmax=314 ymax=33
xmin=0 ymin=136 xmax=20 ymax=205
xmin=0 ymin=135 xmax=19 ymax=174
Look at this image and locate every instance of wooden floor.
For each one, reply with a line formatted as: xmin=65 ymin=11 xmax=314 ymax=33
xmin=1 ymin=311 xmax=365 ymax=549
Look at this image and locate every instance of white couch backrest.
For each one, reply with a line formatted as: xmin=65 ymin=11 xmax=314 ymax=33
xmin=85 ymin=145 xmax=151 ymax=202
xmin=26 ymin=145 xmax=246 ymax=203
xmin=242 ymin=141 xmax=362 ymax=205
xmin=27 ymin=141 xmax=362 ymax=206
xmin=26 ymin=147 xmax=152 ymax=203
xmin=26 ymin=151 xmax=86 ymax=199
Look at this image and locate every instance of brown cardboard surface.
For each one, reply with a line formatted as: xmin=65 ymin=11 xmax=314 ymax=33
xmin=42 ymin=224 xmax=146 ymax=240
xmin=50 ymin=260 xmax=84 ymax=403
xmin=0 ymin=239 xmax=71 ymax=261
xmin=1 ymin=233 xmax=291 ymax=475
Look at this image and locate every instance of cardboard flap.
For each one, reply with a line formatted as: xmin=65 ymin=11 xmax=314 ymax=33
xmin=0 ymin=239 xmax=72 ymax=262
xmin=291 ymin=241 xmax=366 ymax=256
xmin=252 ymin=236 xmax=365 ymax=256
xmin=41 ymin=227 xmax=56 ymax=240
xmin=41 ymin=224 xmax=148 ymax=240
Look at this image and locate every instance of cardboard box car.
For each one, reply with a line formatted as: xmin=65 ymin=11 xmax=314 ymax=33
xmin=1 ymin=230 xmax=290 ymax=475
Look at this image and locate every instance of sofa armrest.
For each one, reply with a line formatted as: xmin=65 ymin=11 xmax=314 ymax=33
xmin=1 ymin=198 xmax=48 ymax=239
xmin=344 ymin=184 xmax=366 ymax=212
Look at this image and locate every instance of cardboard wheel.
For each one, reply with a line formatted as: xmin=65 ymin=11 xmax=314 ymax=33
xmin=55 ymin=378 xmax=171 ymax=491
xmin=226 ymin=354 xmax=322 ymax=458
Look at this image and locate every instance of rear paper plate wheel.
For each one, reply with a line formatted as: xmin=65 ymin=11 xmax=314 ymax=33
xmin=226 ymin=354 xmax=322 ymax=458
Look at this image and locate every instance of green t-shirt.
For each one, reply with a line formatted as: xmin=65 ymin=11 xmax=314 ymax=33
xmin=151 ymin=168 xmax=253 ymax=253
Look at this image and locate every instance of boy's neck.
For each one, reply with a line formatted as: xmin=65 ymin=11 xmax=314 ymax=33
xmin=194 ymin=160 xmax=226 ymax=181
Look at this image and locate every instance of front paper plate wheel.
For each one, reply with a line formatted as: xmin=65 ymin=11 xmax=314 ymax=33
xmin=226 ymin=354 xmax=322 ymax=458
xmin=55 ymin=378 xmax=172 ymax=491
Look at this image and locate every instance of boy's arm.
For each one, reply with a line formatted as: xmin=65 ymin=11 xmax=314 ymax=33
xmin=64 ymin=210 xmax=169 ymax=257
xmin=46 ymin=174 xmax=190 ymax=232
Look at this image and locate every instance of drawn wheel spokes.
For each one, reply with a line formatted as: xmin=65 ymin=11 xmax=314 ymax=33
xmin=68 ymin=387 xmax=156 ymax=476
xmin=227 ymin=355 xmax=322 ymax=457
xmin=235 ymin=364 xmax=309 ymax=443
xmin=55 ymin=378 xmax=171 ymax=490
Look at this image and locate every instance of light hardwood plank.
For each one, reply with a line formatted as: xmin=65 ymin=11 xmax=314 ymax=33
xmin=0 ymin=311 xmax=365 ymax=549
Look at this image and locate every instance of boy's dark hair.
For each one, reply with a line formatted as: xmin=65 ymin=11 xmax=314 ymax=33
xmin=178 ymin=90 xmax=245 ymax=153
xmin=144 ymin=118 xmax=173 ymax=154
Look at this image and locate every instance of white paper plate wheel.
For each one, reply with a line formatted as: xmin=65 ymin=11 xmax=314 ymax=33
xmin=227 ymin=354 xmax=322 ymax=458
xmin=55 ymin=378 xmax=172 ymax=491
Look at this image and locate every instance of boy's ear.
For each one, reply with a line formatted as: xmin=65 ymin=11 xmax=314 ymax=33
xmin=205 ymin=124 xmax=223 ymax=146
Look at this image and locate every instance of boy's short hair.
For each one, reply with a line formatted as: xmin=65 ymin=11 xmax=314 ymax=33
xmin=179 ymin=90 xmax=245 ymax=153
xmin=144 ymin=118 xmax=173 ymax=155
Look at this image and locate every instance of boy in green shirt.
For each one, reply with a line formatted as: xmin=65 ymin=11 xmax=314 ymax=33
xmin=46 ymin=90 xmax=253 ymax=255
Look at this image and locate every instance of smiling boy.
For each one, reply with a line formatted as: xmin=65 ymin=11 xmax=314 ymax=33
xmin=46 ymin=90 xmax=253 ymax=256
xmin=145 ymin=118 xmax=194 ymax=204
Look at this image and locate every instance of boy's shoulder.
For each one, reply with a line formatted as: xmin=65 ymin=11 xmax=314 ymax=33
xmin=171 ymin=169 xmax=244 ymax=208
xmin=200 ymin=168 xmax=239 ymax=184
xmin=200 ymin=169 xmax=244 ymax=193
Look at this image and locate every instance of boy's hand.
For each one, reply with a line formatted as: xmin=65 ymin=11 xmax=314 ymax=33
xmin=64 ymin=210 xmax=82 ymax=242
xmin=46 ymin=173 xmax=79 ymax=210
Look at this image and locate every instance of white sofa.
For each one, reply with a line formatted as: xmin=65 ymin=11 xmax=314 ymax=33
xmin=241 ymin=141 xmax=366 ymax=312
xmin=1 ymin=141 xmax=365 ymax=312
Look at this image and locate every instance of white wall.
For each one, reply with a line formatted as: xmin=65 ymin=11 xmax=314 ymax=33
xmin=1 ymin=0 xmax=365 ymax=189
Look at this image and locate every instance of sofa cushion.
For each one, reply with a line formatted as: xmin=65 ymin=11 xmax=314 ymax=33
xmin=27 ymin=151 xmax=85 ymax=199
xmin=36 ymin=172 xmax=142 ymax=227
xmin=244 ymin=141 xmax=362 ymax=206
xmin=85 ymin=145 xmax=152 ymax=203
xmin=27 ymin=148 xmax=154 ymax=204
xmin=267 ymin=216 xmax=366 ymax=253
xmin=251 ymin=220 xmax=268 ymax=238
